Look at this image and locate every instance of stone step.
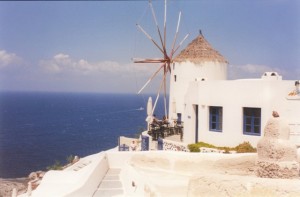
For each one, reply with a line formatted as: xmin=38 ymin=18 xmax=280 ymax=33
xmin=93 ymin=189 xmax=123 ymax=197
xmin=93 ymin=168 xmax=123 ymax=197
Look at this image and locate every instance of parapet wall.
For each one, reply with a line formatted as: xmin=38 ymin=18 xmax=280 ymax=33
xmin=28 ymin=152 xmax=108 ymax=197
xmin=162 ymin=138 xmax=189 ymax=152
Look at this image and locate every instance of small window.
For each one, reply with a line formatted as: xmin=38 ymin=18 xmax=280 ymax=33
xmin=173 ymin=63 xmax=175 ymax=70
xmin=243 ymin=107 xmax=261 ymax=136
xmin=174 ymin=75 xmax=177 ymax=82
xmin=209 ymin=106 xmax=222 ymax=132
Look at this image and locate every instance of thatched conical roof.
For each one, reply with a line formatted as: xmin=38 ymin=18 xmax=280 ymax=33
xmin=174 ymin=34 xmax=228 ymax=64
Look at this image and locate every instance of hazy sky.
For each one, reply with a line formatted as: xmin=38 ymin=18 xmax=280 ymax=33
xmin=0 ymin=0 xmax=299 ymax=93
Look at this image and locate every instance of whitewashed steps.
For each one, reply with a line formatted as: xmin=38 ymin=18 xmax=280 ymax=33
xmin=93 ymin=168 xmax=123 ymax=197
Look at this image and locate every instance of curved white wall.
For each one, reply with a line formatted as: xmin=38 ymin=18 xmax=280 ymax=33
xmin=169 ymin=61 xmax=227 ymax=122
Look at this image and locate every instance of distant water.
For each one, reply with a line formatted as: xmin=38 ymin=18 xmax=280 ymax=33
xmin=0 ymin=92 xmax=165 ymax=178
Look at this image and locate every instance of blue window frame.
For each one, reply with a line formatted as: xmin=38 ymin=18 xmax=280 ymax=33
xmin=243 ymin=107 xmax=261 ymax=136
xmin=209 ymin=106 xmax=222 ymax=132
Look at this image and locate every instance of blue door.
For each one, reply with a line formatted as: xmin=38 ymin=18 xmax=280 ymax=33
xmin=157 ymin=138 xmax=163 ymax=150
xmin=141 ymin=135 xmax=149 ymax=151
xmin=195 ymin=105 xmax=199 ymax=143
xmin=177 ymin=113 xmax=182 ymax=123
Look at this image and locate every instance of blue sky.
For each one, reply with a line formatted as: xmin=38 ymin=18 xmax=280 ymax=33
xmin=0 ymin=0 xmax=299 ymax=93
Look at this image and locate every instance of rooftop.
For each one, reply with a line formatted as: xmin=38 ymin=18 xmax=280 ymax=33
xmin=174 ymin=33 xmax=228 ymax=64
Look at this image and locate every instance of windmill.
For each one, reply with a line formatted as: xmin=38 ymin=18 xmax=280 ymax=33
xmin=134 ymin=0 xmax=189 ymax=118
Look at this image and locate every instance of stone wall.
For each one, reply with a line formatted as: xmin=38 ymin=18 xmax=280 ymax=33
xmin=162 ymin=139 xmax=189 ymax=152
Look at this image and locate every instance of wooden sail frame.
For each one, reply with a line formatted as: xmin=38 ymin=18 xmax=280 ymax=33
xmin=134 ymin=0 xmax=189 ymax=117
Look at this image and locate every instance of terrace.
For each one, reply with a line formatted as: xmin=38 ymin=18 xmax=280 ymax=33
xmin=148 ymin=120 xmax=184 ymax=141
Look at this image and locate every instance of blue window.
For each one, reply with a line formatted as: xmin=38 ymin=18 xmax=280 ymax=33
xmin=209 ymin=106 xmax=222 ymax=132
xmin=243 ymin=107 xmax=261 ymax=136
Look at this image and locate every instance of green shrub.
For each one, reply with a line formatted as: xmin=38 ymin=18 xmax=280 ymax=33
xmin=188 ymin=141 xmax=216 ymax=152
xmin=66 ymin=155 xmax=75 ymax=164
xmin=188 ymin=141 xmax=256 ymax=153
xmin=46 ymin=160 xmax=63 ymax=170
xmin=188 ymin=144 xmax=200 ymax=152
xmin=47 ymin=155 xmax=75 ymax=171
xmin=234 ymin=141 xmax=257 ymax=153
xmin=196 ymin=141 xmax=216 ymax=149
xmin=217 ymin=146 xmax=232 ymax=153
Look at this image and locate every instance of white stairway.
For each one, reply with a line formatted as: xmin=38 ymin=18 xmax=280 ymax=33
xmin=93 ymin=168 xmax=123 ymax=197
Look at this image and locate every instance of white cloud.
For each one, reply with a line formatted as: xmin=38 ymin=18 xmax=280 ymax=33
xmin=37 ymin=53 xmax=168 ymax=93
xmin=0 ymin=50 xmax=22 ymax=69
xmin=40 ymin=53 xmax=159 ymax=76
xmin=228 ymin=64 xmax=287 ymax=79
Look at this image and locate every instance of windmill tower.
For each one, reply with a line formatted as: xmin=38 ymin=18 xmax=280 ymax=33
xmin=169 ymin=33 xmax=228 ymax=122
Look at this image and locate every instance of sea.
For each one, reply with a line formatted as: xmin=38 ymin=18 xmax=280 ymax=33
xmin=0 ymin=91 xmax=165 ymax=178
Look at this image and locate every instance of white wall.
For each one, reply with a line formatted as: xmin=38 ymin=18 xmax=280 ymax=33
xmin=183 ymin=79 xmax=300 ymax=147
xmin=30 ymin=152 xmax=108 ymax=197
xmin=169 ymin=61 xmax=227 ymax=123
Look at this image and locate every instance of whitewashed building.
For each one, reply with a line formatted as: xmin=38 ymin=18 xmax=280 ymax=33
xmin=169 ymin=33 xmax=300 ymax=148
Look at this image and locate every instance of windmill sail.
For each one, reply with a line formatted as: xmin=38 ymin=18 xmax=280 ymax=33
xmin=134 ymin=0 xmax=188 ymax=117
